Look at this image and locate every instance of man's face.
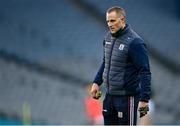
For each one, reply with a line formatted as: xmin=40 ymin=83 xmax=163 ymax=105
xmin=106 ymin=11 xmax=124 ymax=34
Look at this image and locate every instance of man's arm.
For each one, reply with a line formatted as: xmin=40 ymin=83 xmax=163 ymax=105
xmin=91 ymin=61 xmax=104 ymax=99
xmin=93 ymin=61 xmax=105 ymax=86
xmin=129 ymin=38 xmax=151 ymax=117
xmin=129 ymin=38 xmax=151 ymax=100
xmin=91 ymin=40 xmax=105 ymax=99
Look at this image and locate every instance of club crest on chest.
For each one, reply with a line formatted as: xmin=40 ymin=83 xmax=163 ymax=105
xmin=119 ymin=44 xmax=125 ymax=50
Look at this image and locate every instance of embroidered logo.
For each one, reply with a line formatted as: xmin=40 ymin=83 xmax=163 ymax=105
xmin=106 ymin=41 xmax=111 ymax=45
xmin=119 ymin=44 xmax=125 ymax=50
xmin=118 ymin=112 xmax=123 ymax=118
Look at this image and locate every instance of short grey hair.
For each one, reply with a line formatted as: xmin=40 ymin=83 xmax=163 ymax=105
xmin=107 ymin=6 xmax=126 ymax=18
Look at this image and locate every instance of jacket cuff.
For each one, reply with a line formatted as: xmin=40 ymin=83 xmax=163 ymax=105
xmin=139 ymin=97 xmax=150 ymax=102
xmin=92 ymin=80 xmax=102 ymax=86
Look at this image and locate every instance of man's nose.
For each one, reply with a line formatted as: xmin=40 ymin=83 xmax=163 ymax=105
xmin=108 ymin=23 xmax=113 ymax=27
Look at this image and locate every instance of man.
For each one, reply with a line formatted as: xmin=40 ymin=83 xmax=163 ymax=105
xmin=91 ymin=6 xmax=151 ymax=125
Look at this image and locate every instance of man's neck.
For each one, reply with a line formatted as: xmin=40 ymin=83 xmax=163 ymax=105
xmin=111 ymin=24 xmax=126 ymax=37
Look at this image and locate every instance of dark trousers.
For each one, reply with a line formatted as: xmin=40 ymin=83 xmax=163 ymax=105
xmin=102 ymin=94 xmax=139 ymax=125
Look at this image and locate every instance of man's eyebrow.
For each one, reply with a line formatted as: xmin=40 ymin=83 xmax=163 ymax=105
xmin=107 ymin=19 xmax=116 ymax=21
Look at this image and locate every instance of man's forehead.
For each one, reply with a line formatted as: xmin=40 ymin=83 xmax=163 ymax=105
xmin=106 ymin=12 xmax=118 ymax=20
xmin=107 ymin=11 xmax=117 ymax=16
xmin=106 ymin=11 xmax=117 ymax=17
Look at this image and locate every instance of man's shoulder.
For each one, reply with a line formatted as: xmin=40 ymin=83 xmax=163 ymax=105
xmin=127 ymin=29 xmax=144 ymax=45
xmin=130 ymin=38 xmax=144 ymax=46
xmin=104 ymin=31 xmax=112 ymax=41
xmin=105 ymin=31 xmax=111 ymax=37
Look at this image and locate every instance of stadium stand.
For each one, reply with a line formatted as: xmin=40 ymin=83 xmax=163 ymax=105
xmin=0 ymin=56 xmax=87 ymax=124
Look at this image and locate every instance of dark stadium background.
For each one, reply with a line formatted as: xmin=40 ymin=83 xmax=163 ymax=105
xmin=0 ymin=0 xmax=180 ymax=125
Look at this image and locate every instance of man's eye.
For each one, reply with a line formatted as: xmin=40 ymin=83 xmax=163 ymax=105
xmin=107 ymin=20 xmax=116 ymax=23
xmin=110 ymin=20 xmax=115 ymax=23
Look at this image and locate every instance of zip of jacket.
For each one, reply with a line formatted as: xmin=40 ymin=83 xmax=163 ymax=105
xmin=107 ymin=37 xmax=116 ymax=94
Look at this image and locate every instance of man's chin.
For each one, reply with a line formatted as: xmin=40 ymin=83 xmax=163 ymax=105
xmin=110 ymin=31 xmax=116 ymax=34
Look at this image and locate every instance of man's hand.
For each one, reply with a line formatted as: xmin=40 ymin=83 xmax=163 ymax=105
xmin=90 ymin=83 xmax=100 ymax=99
xmin=138 ymin=101 xmax=149 ymax=118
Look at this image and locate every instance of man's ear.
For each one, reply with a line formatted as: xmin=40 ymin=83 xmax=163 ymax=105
xmin=121 ymin=17 xmax=125 ymax=23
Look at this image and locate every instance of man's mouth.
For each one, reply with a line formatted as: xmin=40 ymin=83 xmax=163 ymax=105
xmin=110 ymin=28 xmax=114 ymax=31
